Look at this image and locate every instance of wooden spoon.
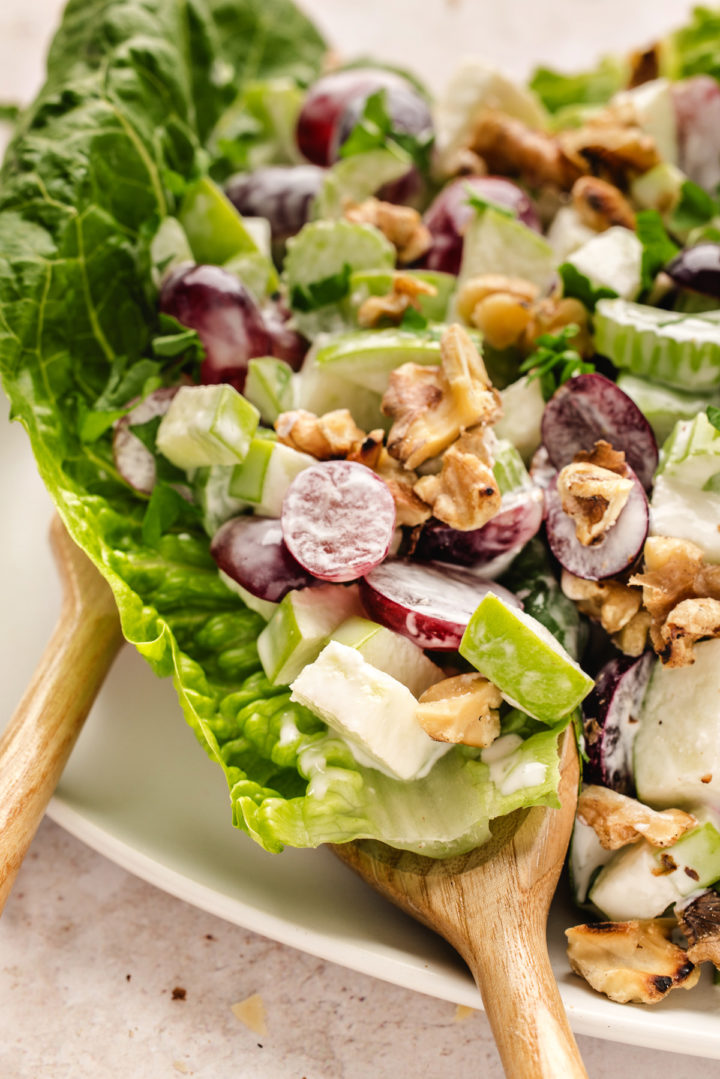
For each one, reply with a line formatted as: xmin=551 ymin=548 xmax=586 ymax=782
xmin=332 ymin=726 xmax=587 ymax=1079
xmin=0 ymin=517 xmax=124 ymax=913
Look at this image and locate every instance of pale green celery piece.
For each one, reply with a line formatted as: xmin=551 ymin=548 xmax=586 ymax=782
xmin=244 ymin=356 xmax=295 ymax=423
xmin=348 ymin=268 xmax=456 ymax=323
xmin=565 ymin=227 xmax=642 ymax=300
xmin=653 ymin=414 xmax=720 ymax=558
xmin=595 ymin=298 xmax=720 ymax=390
xmin=150 ymin=217 xmax=193 ymax=288
xmin=494 ymin=376 xmax=545 ymax=462
xmin=313 ymin=326 xmax=461 ymax=395
xmin=459 ymin=593 xmax=594 ymax=724
xmin=330 ymin=616 xmax=443 ymax=697
xmin=219 ymin=569 xmax=278 ymax=621
xmin=156 ymin=384 xmax=260 ymax=470
xmin=313 ymin=147 xmax=411 ymax=219
xmin=657 ymin=411 xmax=720 ymax=484
xmin=179 ymin=176 xmax=259 ymax=264
xmin=258 ymin=584 xmax=363 ymax=686
xmin=223 ymin=249 xmax=278 ymax=300
xmin=229 ymin=438 xmax=315 ymax=516
xmin=284 ymin=219 xmax=395 ymax=337
xmin=635 ymin=638 xmax=720 ymax=808
xmin=456 ymin=206 xmax=556 ymax=296
xmin=617 ymin=372 xmax=720 ymax=444
xmin=194 ymin=465 xmax=248 ymax=536
xmin=492 ymin=439 xmax=533 ymax=495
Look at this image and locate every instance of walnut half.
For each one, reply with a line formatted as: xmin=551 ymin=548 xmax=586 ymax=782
xmin=556 ymin=459 xmax=633 ymax=546
xmin=577 ymin=785 xmax=697 ymax=851
xmin=676 ymin=890 xmax=720 ymax=967
xmin=416 ymin=673 xmax=502 ymax=748
xmin=566 ymin=919 xmax=700 ymax=1004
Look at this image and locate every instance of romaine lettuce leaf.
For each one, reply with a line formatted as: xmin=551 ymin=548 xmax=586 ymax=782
xmin=0 ymin=0 xmax=565 ymax=859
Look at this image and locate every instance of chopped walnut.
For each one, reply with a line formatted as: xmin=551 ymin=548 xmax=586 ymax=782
xmin=559 ymin=123 xmax=660 ymax=185
xmin=527 ymin=295 xmax=593 ymax=357
xmin=561 ymin=571 xmax=647 ymax=655
xmin=275 ymin=408 xmax=380 ymax=461
xmin=356 ymin=272 xmax=437 ymax=329
xmin=344 ymin=198 xmax=432 ymax=264
xmin=557 ymin=460 xmax=634 ymax=545
xmin=566 ymin=919 xmax=700 ymax=1004
xmin=571 ymin=176 xmax=636 ymax=232
xmin=416 ymin=673 xmax=502 ymax=747
xmin=382 ymin=324 xmax=501 ymax=470
xmin=413 ymin=434 xmax=502 ymax=531
xmin=676 ymin=890 xmax=720 ymax=967
xmin=456 ymin=274 xmax=539 ymax=323
xmin=612 ymin=609 xmax=652 ymax=657
xmin=442 ymin=146 xmax=487 ymax=178
xmin=573 ymin=440 xmax=628 ymax=475
xmin=374 ymin=449 xmax=431 ymax=527
xmin=630 ymin=537 xmax=720 ymax=667
xmin=577 ymin=785 xmax=697 ymax=850
xmin=468 ymin=109 xmax=584 ymax=189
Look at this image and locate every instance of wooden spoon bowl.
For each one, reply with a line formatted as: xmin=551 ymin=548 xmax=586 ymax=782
xmin=332 ymin=727 xmax=587 ymax=1078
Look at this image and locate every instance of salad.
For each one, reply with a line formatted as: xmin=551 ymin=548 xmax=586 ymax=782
xmin=4 ymin=0 xmax=720 ymax=1011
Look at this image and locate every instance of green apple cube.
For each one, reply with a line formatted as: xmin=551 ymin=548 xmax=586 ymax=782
xmin=257 ymin=585 xmax=363 ymax=686
xmin=229 ymin=438 xmax=315 ymax=516
xmin=459 ymin=593 xmax=594 ymax=723
xmin=565 ymin=227 xmax=642 ymax=299
xmin=244 ymin=356 xmax=294 ymax=423
xmin=157 ymin=384 xmax=259 ymax=470
xmin=457 ymin=206 xmax=556 ymax=293
xmin=313 ymin=328 xmax=446 ymax=395
xmin=219 ymin=569 xmax=278 ymax=622
xmin=331 ymin=617 xmax=443 ymax=697
xmin=179 ymin=176 xmax=259 ymax=264
xmin=290 ymin=641 xmax=450 ymax=780
xmin=194 ymin=465 xmax=247 ymax=535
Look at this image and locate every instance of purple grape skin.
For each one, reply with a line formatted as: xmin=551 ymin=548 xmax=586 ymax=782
xmin=210 ymin=516 xmax=317 ymax=603
xmin=413 ymin=488 xmax=544 ymax=568
xmin=359 ymin=558 xmax=520 ymax=651
xmin=582 ymin=652 xmax=654 ymax=794
xmin=673 ymin=76 xmax=720 ymax=193
xmin=541 ymin=373 xmax=658 ymax=492
xmin=544 ymin=468 xmax=649 ymax=581
xmin=225 ymin=165 xmax=325 ymax=249
xmin=262 ymin=300 xmax=309 ymax=370
xmin=335 ymin=80 xmax=433 ymax=153
xmin=665 ymin=243 xmax=720 ymax=299
xmin=420 ymin=176 xmax=542 ymax=274
xmin=113 ymin=386 xmax=178 ymax=494
xmin=159 ymin=263 xmax=270 ymax=392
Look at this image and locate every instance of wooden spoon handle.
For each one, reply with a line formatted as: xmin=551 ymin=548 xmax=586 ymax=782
xmin=0 ymin=520 xmax=123 ymax=913
xmin=464 ymin=914 xmax=587 ymax=1079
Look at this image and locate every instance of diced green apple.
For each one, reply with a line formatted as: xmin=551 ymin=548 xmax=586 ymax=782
xmin=228 ymin=438 xmax=315 ymax=516
xmin=290 ymin=641 xmax=450 ymax=780
xmin=244 ymin=357 xmax=295 ymax=423
xmin=331 ymin=616 xmax=443 ymax=697
xmin=257 ymin=585 xmax=363 ymax=686
xmin=179 ymin=176 xmax=260 ymax=265
xmin=459 ymin=593 xmax=594 ymax=723
xmin=157 ymin=384 xmax=259 ymax=469
xmin=219 ymin=569 xmax=278 ymax=621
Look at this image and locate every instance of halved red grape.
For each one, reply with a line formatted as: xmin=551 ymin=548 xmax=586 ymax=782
xmin=360 ymin=558 xmax=520 ymax=651
xmin=113 ymin=387 xmax=178 ymax=494
xmin=296 ymin=68 xmax=431 ymax=166
xmin=210 ymin=516 xmax=317 ymax=602
xmin=582 ymin=652 xmax=654 ymax=794
xmin=541 ymin=373 xmax=658 ymax=491
xmin=420 ymin=176 xmax=541 ymax=275
xmin=262 ymin=299 xmax=309 ymax=370
xmin=281 ymin=461 xmax=396 ymax=583
xmin=673 ymin=76 xmax=720 ymax=193
xmin=159 ymin=263 xmax=270 ymax=392
xmin=544 ymin=469 xmax=649 ymax=581
xmin=225 ymin=165 xmax=325 ymax=250
xmin=665 ymin=243 xmax=720 ymax=299
xmin=413 ymin=487 xmax=544 ymax=569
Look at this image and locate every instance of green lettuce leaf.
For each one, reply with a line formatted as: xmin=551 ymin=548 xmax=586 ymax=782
xmin=0 ymin=0 xmax=566 ymax=859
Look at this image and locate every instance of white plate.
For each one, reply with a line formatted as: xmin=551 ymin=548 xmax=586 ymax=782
xmin=2 ymin=395 xmax=720 ymax=1058
xmin=2 ymin=0 xmax=720 ymax=1056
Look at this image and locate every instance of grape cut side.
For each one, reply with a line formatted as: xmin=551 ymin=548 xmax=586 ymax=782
xmin=541 ymin=373 xmax=658 ymax=491
xmin=281 ymin=461 xmax=396 ymax=583
xmin=582 ymin=652 xmax=655 ymax=794
xmin=360 ymin=558 xmax=520 ymax=651
xmin=210 ymin=516 xmax=317 ymax=602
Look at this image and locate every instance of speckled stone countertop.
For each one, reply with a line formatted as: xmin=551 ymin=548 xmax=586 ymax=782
xmin=2 ymin=2 xmax=720 ymax=1076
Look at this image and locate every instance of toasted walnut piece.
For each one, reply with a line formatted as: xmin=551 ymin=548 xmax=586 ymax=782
xmin=416 ymin=673 xmax=502 ymax=747
xmin=612 ymin=608 xmax=652 ymax=657
xmin=565 ymin=919 xmax=700 ymax=1004
xmin=275 ymin=408 xmax=368 ymax=460
xmin=346 ymin=429 xmax=385 ymax=470
xmin=571 ymin=176 xmax=636 ymax=232
xmin=627 ymin=45 xmax=661 ymax=88
xmin=356 ymin=272 xmax=437 ymax=329
xmin=631 ymin=538 xmax=720 ymax=666
xmin=382 ymin=325 xmax=501 ymax=469
xmin=456 ymin=274 xmax=539 ymax=324
xmin=344 ymin=198 xmax=432 ymax=264
xmin=577 ymin=785 xmax=697 ymax=850
xmin=413 ymin=439 xmax=502 ymax=531
xmin=557 ymin=461 xmax=634 ymax=545
xmin=573 ymin=439 xmax=628 ymax=476
xmin=560 ymin=124 xmax=660 ymax=184
xmin=374 ymin=449 xmax=431 ymax=527
xmin=561 ymin=571 xmax=642 ymax=632
xmin=676 ymin=890 xmax=720 ymax=967
xmin=660 ymin=596 xmax=720 ymax=668
xmin=525 ymin=295 xmax=593 ymax=357
xmin=469 ymin=109 xmax=584 ymax=189
xmin=442 ymin=146 xmax=487 ymax=178
xmin=470 ymin=293 xmax=536 ymax=350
